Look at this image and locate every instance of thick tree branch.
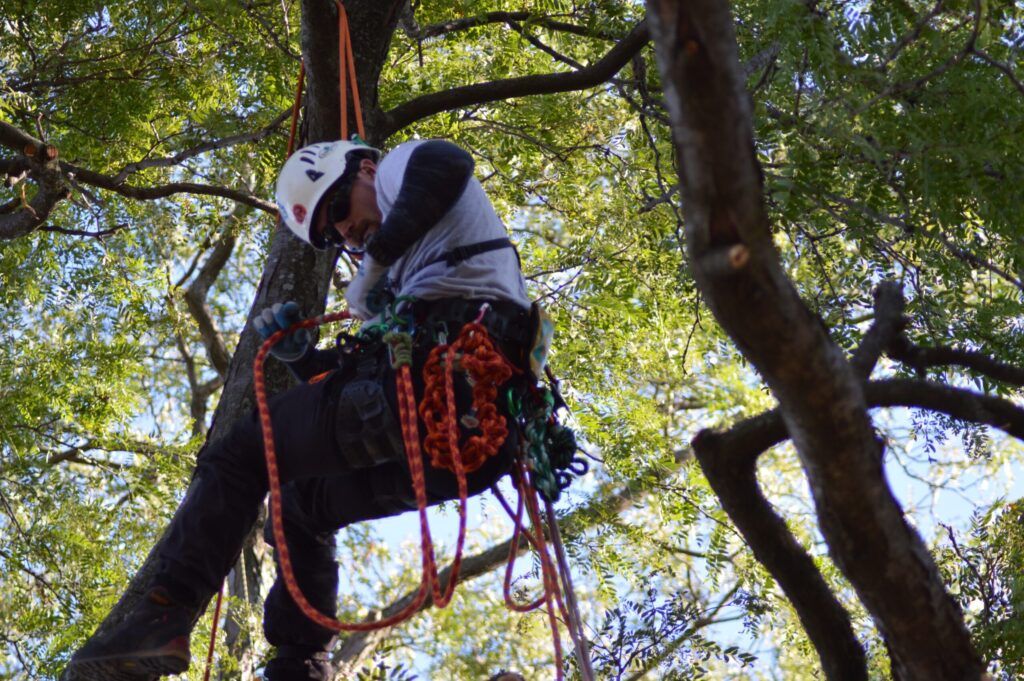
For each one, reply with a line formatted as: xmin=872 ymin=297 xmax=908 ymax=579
xmin=0 ymin=120 xmax=44 ymax=153
xmin=645 ymin=0 xmax=982 ymax=676
xmin=888 ymin=335 xmax=1024 ymax=388
xmin=0 ymin=172 xmax=68 ymax=239
xmin=380 ymin=20 xmax=650 ymax=139
xmin=692 ymin=422 xmax=866 ymax=679
xmin=866 ymin=379 xmax=1024 ymax=440
xmin=693 ymin=370 xmax=1024 ymax=677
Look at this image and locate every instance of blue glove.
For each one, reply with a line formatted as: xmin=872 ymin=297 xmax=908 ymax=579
xmin=253 ymin=301 xmax=311 ymax=362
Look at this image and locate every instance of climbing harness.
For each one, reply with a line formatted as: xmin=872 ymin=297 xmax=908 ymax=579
xmin=254 ymin=306 xmax=473 ymax=632
xmin=247 ymin=302 xmax=590 ymax=679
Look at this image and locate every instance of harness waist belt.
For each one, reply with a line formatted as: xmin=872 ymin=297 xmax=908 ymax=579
xmin=426 ymin=238 xmax=516 ymax=268
xmin=412 ymin=298 xmax=531 ymax=347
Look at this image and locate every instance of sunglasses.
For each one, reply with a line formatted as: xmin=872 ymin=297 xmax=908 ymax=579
xmin=314 ymin=184 xmax=364 ymax=256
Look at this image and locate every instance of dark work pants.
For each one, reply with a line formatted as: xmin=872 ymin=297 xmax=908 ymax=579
xmin=154 ymin=338 xmax=520 ymax=656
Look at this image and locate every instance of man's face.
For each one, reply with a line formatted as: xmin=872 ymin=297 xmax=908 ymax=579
xmin=315 ymin=158 xmax=382 ymax=251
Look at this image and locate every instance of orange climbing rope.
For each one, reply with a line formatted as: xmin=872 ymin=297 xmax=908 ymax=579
xmin=201 ymin=583 xmax=225 ymax=681
xmin=336 ymin=1 xmax=365 ymax=141
xmin=254 ymin=310 xmax=473 ymax=630
xmin=286 ymin=61 xmax=306 ymax=158
xmin=250 ymin=309 xmax=585 ymax=679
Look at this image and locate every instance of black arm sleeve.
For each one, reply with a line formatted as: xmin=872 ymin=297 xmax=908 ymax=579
xmin=283 ymin=345 xmax=340 ymax=382
xmin=365 ymin=140 xmax=475 ymax=267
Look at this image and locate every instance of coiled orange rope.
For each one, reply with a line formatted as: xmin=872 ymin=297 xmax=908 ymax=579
xmin=420 ymin=320 xmax=514 ymax=473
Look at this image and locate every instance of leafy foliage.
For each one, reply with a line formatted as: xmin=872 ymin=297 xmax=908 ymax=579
xmin=1 ymin=0 xmax=1022 ymax=678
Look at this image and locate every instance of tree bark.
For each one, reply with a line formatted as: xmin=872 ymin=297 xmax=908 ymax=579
xmin=644 ymin=0 xmax=983 ymax=677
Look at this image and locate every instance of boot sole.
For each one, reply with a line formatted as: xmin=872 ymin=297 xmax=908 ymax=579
xmin=67 ymin=642 xmax=190 ymax=680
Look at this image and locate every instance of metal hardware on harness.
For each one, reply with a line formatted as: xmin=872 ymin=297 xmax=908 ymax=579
xmin=513 ymin=386 xmax=587 ymax=503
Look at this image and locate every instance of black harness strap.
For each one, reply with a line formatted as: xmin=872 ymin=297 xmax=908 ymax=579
xmin=426 ymin=237 xmax=518 ymax=268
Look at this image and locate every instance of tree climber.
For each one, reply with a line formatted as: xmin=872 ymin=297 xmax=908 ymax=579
xmin=69 ymin=138 xmax=532 ymax=680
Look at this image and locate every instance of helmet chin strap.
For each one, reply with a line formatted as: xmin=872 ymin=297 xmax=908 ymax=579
xmin=324 ymin=229 xmax=365 ymax=259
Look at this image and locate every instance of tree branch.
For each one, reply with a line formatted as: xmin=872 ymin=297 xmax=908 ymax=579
xmin=972 ymin=47 xmax=1024 ymax=97
xmin=182 ymin=215 xmax=242 ymax=379
xmin=112 ymin=110 xmax=290 ymax=184
xmin=38 ymin=223 xmax=128 ymax=238
xmin=866 ymin=379 xmax=1024 ymax=440
xmin=850 ymin=281 xmax=906 ymax=378
xmin=380 ymin=20 xmax=650 ymax=139
xmin=887 ymin=335 xmax=1024 ymax=388
xmin=411 ymin=12 xmax=622 ymax=41
xmin=645 ymin=0 xmax=982 ymax=675
xmin=1 ymin=117 xmax=275 ymax=242
xmin=61 ymin=162 xmax=276 ymax=213
xmin=692 ymin=422 xmax=866 ymax=680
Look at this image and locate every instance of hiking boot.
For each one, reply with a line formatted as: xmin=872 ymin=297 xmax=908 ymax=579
xmin=263 ymin=648 xmax=335 ymax=680
xmin=67 ymin=587 xmax=193 ymax=680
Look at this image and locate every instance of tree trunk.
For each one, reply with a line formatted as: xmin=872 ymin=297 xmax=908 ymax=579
xmin=644 ymin=0 xmax=984 ymax=677
xmin=63 ymin=3 xmax=405 ymax=679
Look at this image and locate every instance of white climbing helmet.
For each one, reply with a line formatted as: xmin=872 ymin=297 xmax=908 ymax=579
xmin=275 ymin=140 xmax=381 ymax=248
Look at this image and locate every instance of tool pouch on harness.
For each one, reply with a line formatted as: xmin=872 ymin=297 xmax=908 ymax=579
xmin=333 ymin=348 xmax=405 ymax=469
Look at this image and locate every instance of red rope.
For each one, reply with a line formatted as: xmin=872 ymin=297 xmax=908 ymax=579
xmin=253 ymin=311 xmax=472 ymax=631
xmin=493 ymin=461 xmax=575 ymax=681
xmin=201 ymin=584 xmax=225 ymax=681
xmin=335 ymin=2 xmax=365 ymax=140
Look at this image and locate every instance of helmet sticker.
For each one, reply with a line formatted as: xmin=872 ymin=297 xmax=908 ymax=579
xmin=305 ymin=169 xmax=324 ymax=182
xmin=292 ymin=205 xmax=307 ymax=223
xmin=317 ymin=144 xmax=336 ymax=158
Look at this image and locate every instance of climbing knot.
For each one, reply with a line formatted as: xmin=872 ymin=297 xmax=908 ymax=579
xmin=384 ymin=330 xmax=413 ymax=368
